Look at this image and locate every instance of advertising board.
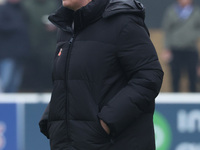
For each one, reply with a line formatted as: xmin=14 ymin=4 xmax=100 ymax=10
xmin=155 ymin=94 xmax=200 ymax=150
xmin=0 ymin=104 xmax=17 ymax=150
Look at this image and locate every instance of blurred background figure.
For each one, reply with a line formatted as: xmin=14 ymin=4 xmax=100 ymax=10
xmin=162 ymin=0 xmax=200 ymax=92
xmin=0 ymin=0 xmax=30 ymax=93
xmin=22 ymin=0 xmax=57 ymax=92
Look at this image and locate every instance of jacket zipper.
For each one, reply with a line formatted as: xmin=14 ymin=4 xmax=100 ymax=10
xmin=65 ymin=34 xmax=75 ymax=142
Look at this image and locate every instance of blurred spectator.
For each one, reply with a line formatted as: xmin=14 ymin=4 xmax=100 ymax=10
xmin=22 ymin=0 xmax=57 ymax=92
xmin=0 ymin=0 xmax=30 ymax=92
xmin=162 ymin=0 xmax=200 ymax=92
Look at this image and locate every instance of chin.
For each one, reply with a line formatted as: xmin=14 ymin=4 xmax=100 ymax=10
xmin=62 ymin=1 xmax=70 ymax=8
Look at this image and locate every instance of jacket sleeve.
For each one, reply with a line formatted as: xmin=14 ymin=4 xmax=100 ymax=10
xmin=39 ymin=103 xmax=50 ymax=139
xmin=98 ymin=18 xmax=164 ymax=137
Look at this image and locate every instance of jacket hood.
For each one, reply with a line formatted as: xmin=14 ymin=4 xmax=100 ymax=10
xmin=48 ymin=0 xmax=145 ymax=32
xmin=103 ymin=0 xmax=145 ymax=19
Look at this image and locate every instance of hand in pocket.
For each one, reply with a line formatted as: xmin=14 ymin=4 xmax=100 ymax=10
xmin=100 ymin=120 xmax=110 ymax=135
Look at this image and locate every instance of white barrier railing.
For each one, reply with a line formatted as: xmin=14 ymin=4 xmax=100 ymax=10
xmin=0 ymin=93 xmax=199 ymax=104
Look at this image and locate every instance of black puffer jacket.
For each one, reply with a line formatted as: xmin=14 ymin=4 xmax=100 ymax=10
xmin=39 ymin=0 xmax=164 ymax=150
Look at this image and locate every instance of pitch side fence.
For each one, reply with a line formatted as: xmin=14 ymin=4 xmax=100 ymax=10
xmin=0 ymin=93 xmax=200 ymax=150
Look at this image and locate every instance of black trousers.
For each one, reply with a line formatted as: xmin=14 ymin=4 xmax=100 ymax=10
xmin=170 ymin=48 xmax=198 ymax=92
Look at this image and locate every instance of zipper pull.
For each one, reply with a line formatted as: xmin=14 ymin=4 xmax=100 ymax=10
xmin=69 ymin=36 xmax=74 ymax=44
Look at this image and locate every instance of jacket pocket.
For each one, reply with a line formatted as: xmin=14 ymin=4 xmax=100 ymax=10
xmin=96 ymin=119 xmax=111 ymax=137
xmin=70 ymin=120 xmax=110 ymax=142
xmin=47 ymin=120 xmax=70 ymax=145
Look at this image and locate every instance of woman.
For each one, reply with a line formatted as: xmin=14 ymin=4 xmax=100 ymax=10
xmin=39 ymin=0 xmax=164 ymax=149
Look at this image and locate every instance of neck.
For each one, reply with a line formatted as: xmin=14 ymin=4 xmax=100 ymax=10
xmin=76 ymin=0 xmax=92 ymax=11
xmin=63 ymin=0 xmax=92 ymax=11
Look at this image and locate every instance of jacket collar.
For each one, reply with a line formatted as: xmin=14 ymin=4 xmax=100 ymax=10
xmin=48 ymin=0 xmax=145 ymax=32
xmin=48 ymin=0 xmax=109 ymax=33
